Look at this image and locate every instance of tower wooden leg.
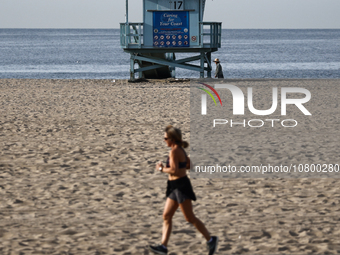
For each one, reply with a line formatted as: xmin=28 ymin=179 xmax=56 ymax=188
xmin=200 ymin=52 xmax=205 ymax=78
xmin=207 ymin=52 xmax=212 ymax=78
xmin=130 ymin=53 xmax=135 ymax=81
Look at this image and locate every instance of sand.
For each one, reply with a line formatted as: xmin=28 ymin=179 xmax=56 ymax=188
xmin=0 ymin=78 xmax=340 ymax=254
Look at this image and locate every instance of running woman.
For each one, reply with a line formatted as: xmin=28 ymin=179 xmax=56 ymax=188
xmin=149 ymin=125 xmax=218 ymax=255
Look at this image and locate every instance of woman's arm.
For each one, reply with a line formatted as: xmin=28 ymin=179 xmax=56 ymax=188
xmin=160 ymin=151 xmax=179 ymax=175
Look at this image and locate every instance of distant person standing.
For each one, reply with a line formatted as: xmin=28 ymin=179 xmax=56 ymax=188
xmin=213 ymin=58 xmax=224 ymax=79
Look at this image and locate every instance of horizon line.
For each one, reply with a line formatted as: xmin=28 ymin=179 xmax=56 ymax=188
xmin=1 ymin=27 xmax=340 ymax=30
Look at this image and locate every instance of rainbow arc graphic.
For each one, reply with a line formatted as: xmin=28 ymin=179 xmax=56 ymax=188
xmin=198 ymin=83 xmax=222 ymax=115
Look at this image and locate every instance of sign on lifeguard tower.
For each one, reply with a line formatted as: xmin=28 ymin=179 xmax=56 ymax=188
xmin=153 ymin=11 xmax=190 ymax=48
xmin=120 ymin=0 xmax=222 ymax=80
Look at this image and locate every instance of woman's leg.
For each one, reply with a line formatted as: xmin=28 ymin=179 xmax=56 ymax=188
xmin=179 ymin=199 xmax=211 ymax=241
xmin=161 ymin=198 xmax=179 ymax=247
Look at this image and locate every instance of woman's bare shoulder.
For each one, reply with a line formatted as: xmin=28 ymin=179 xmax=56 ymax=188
xmin=169 ymin=147 xmax=182 ymax=156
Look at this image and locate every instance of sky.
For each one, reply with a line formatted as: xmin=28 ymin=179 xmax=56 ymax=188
xmin=0 ymin=0 xmax=339 ymax=29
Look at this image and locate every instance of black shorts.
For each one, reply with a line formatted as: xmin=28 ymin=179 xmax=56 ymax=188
xmin=166 ymin=176 xmax=197 ymax=203
xmin=168 ymin=189 xmax=190 ymax=204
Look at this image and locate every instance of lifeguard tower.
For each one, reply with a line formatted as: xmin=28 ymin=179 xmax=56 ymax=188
xmin=120 ymin=0 xmax=222 ymax=80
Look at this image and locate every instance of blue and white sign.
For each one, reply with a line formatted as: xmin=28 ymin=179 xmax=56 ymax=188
xmin=153 ymin=11 xmax=189 ymax=48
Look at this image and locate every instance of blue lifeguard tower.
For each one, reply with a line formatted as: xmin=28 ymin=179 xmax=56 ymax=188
xmin=120 ymin=0 xmax=222 ymax=80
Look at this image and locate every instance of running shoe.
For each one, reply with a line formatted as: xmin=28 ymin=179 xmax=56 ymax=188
xmin=207 ymin=236 xmax=218 ymax=255
xmin=149 ymin=244 xmax=168 ymax=254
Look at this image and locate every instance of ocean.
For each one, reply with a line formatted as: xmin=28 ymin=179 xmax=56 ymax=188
xmin=0 ymin=29 xmax=339 ymax=79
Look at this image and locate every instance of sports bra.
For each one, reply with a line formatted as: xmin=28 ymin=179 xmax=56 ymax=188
xmin=166 ymin=147 xmax=187 ymax=168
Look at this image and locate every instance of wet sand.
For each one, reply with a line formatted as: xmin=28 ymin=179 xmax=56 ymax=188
xmin=0 ymin=79 xmax=340 ymax=254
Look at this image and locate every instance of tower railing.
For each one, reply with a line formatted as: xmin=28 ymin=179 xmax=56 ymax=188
xmin=200 ymin=22 xmax=222 ymax=48
xmin=120 ymin=22 xmax=221 ymax=49
xmin=120 ymin=23 xmax=144 ymax=48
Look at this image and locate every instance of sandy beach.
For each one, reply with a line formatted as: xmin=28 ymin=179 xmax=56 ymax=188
xmin=1 ymin=78 xmax=340 ymax=255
